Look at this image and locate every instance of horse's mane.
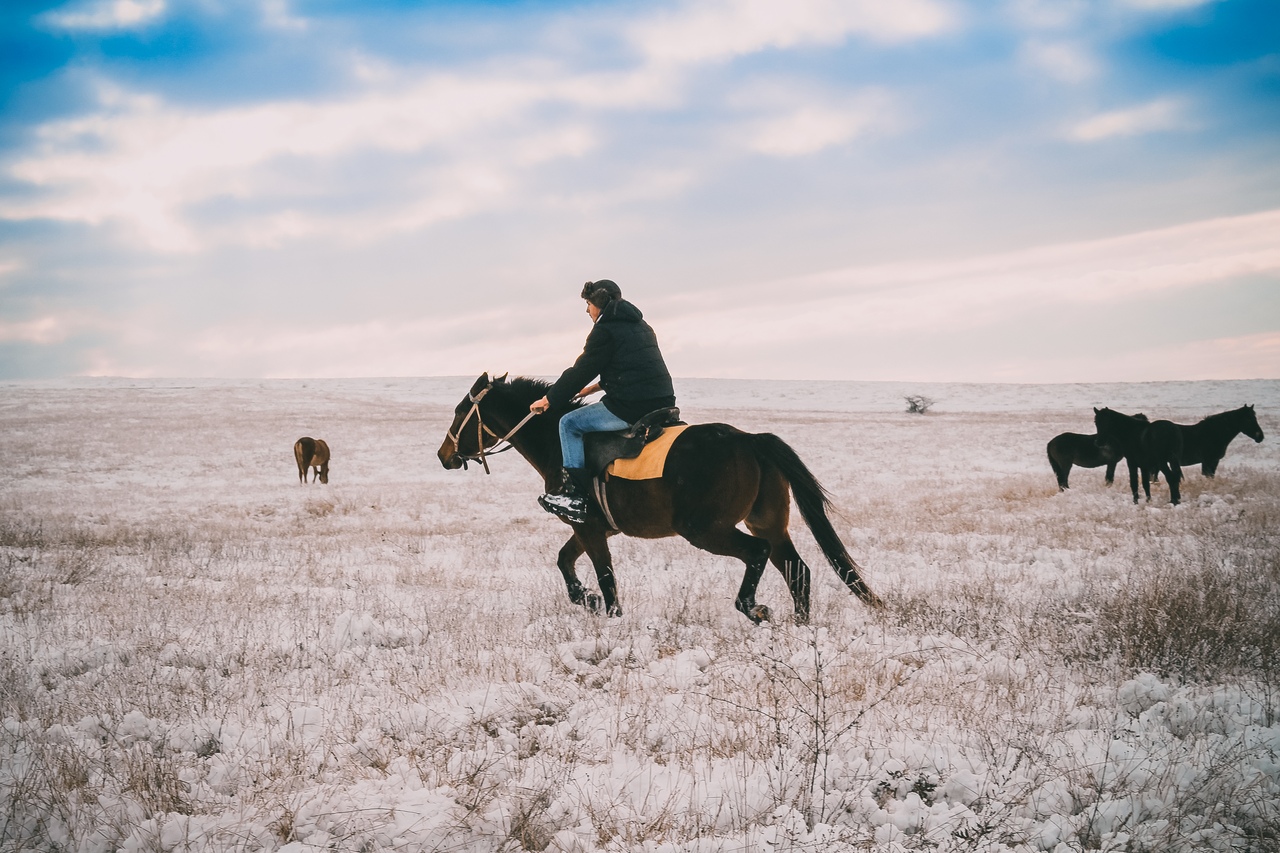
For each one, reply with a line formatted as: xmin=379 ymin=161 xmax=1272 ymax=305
xmin=1202 ymin=405 xmax=1252 ymax=424
xmin=492 ymin=375 xmax=586 ymax=415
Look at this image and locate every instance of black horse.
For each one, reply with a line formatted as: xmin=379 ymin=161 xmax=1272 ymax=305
xmin=1171 ymin=405 xmax=1265 ymax=477
xmin=437 ymin=373 xmax=882 ymax=624
xmin=1047 ymin=428 xmax=1132 ymax=491
xmin=1093 ymin=407 xmax=1183 ymax=504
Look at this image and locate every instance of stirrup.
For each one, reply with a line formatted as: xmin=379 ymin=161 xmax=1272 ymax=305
xmin=538 ymin=492 xmax=589 ymax=523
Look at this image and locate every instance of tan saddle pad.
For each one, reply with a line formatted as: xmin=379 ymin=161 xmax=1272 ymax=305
xmin=606 ymin=425 xmax=689 ymax=480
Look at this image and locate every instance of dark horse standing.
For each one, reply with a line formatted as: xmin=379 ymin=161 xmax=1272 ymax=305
xmin=1095 ymin=406 xmax=1265 ymax=506
xmin=1172 ymin=405 xmax=1264 ymax=477
xmin=1093 ymin=407 xmax=1181 ymax=504
xmin=437 ymin=373 xmax=882 ymax=624
xmin=1047 ymin=432 xmax=1124 ymax=491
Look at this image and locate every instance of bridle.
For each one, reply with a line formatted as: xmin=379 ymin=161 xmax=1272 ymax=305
xmin=446 ymin=380 xmax=538 ymax=474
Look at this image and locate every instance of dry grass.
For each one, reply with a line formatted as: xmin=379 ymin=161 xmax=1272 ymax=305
xmin=1 ymin=384 xmax=1277 ymax=851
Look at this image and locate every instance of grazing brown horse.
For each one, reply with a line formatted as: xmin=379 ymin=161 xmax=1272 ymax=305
xmin=294 ymin=437 xmax=330 ymax=484
xmin=436 ymin=373 xmax=882 ymax=624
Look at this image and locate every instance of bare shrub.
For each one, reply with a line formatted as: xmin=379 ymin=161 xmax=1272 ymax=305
xmin=1079 ymin=530 xmax=1280 ymax=680
xmin=904 ymin=395 xmax=935 ymax=414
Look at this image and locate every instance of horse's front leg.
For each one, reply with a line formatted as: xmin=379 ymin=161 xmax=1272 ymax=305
xmin=556 ymin=536 xmax=588 ymax=607
xmin=1104 ymin=461 xmax=1117 ymax=486
xmin=576 ymin=525 xmax=622 ymax=617
xmin=1140 ymin=467 xmax=1153 ymax=502
xmin=1127 ymin=460 xmax=1141 ymax=504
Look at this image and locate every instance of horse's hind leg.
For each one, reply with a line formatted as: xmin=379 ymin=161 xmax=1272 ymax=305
xmin=746 ymin=523 xmax=812 ymax=623
xmin=1104 ymin=461 xmax=1117 ymax=486
xmin=1166 ymin=464 xmax=1182 ymax=505
xmin=746 ymin=473 xmax=812 ymax=622
xmin=1048 ymin=450 xmax=1069 ymax=491
xmin=682 ymin=526 xmax=772 ymax=624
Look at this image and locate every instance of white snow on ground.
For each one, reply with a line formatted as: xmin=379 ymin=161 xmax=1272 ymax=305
xmin=1 ymin=377 xmax=1278 ymax=852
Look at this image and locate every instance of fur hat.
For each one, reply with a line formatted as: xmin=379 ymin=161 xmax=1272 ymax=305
xmin=581 ymin=279 xmax=621 ymax=308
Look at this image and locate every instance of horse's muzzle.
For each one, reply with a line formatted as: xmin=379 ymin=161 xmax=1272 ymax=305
xmin=438 ymin=440 xmax=464 ymax=470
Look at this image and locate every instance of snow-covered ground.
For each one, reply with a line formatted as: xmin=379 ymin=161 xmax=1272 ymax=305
xmin=1 ymin=377 xmax=1278 ymax=852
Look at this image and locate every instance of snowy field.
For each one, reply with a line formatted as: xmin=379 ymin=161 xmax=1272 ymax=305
xmin=2 ymin=376 xmax=1279 ymax=853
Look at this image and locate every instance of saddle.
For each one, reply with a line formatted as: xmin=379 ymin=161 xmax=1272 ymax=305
xmin=583 ymin=407 xmax=684 ymax=477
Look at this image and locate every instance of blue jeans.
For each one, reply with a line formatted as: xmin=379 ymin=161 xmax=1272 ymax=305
xmin=559 ymin=402 xmax=629 ymax=469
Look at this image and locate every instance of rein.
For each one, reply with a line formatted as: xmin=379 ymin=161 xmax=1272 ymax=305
xmin=446 ymin=382 xmax=537 ymax=474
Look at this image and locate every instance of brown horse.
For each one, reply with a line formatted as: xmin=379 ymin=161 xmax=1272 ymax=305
xmin=436 ymin=373 xmax=882 ymax=624
xmin=294 ymin=437 xmax=330 ymax=484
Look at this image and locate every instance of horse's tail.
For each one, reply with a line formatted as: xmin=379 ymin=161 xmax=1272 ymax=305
xmin=747 ymin=433 xmax=883 ymax=608
xmin=1046 ymin=437 xmax=1068 ymax=489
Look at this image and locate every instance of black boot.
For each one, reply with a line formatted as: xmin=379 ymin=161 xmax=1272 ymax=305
xmin=538 ymin=468 xmax=592 ymax=523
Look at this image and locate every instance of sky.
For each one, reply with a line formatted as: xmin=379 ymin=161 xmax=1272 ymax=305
xmin=0 ymin=0 xmax=1278 ymax=383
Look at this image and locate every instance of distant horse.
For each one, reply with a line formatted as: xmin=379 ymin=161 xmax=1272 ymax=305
xmin=437 ymin=373 xmax=882 ymax=624
xmin=1046 ymin=418 xmax=1146 ymax=491
xmin=1169 ymin=405 xmax=1264 ymax=477
xmin=294 ymin=437 xmax=330 ymax=484
xmin=1093 ymin=408 xmax=1181 ymax=504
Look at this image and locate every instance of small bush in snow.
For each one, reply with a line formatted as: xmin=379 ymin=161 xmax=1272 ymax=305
xmin=904 ymin=395 xmax=935 ymax=414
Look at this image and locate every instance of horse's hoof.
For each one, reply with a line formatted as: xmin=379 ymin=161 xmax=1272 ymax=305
xmin=584 ymin=593 xmax=604 ymax=614
xmin=749 ymin=604 xmax=771 ymax=623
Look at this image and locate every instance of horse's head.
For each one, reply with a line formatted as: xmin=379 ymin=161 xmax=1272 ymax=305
xmin=1242 ymin=404 xmax=1265 ymax=443
xmin=1094 ymin=406 xmax=1143 ymax=449
xmin=438 ymin=372 xmax=504 ymax=469
xmin=1093 ymin=406 xmax=1114 ymax=434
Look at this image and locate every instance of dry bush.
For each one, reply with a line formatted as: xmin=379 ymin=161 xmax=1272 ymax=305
xmin=1077 ymin=528 xmax=1280 ymax=680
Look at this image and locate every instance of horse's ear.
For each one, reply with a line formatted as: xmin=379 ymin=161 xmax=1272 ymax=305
xmin=495 ymin=372 xmax=509 ymax=383
xmin=1094 ymin=407 xmax=1100 ymax=414
xmin=470 ymin=372 xmax=490 ymax=394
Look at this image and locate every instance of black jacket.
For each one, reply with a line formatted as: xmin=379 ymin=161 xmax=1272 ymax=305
xmin=546 ymin=299 xmax=676 ymax=424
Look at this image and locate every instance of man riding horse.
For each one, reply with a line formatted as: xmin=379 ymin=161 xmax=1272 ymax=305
xmin=529 ymin=280 xmax=676 ymax=523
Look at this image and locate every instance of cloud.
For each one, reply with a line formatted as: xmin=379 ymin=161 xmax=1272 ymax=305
xmin=42 ymin=0 xmax=165 ymax=30
xmin=628 ymin=0 xmax=955 ymax=66
xmin=1020 ymin=39 xmax=1098 ymax=83
xmin=1 ymin=0 xmax=947 ymax=253
xmin=0 ymin=74 xmax=594 ymax=251
xmin=655 ymin=208 xmax=1280 ymax=353
xmin=734 ymin=86 xmax=897 ymax=157
xmin=1017 ymin=331 xmax=1280 ymax=383
xmin=1006 ymin=0 xmax=1090 ymax=31
xmin=171 ymin=305 xmax=584 ymax=378
xmin=1069 ymin=98 xmax=1189 ymax=141
xmin=261 ymin=0 xmax=308 ymax=31
xmin=0 ymin=315 xmax=77 ymax=345
xmin=1121 ymin=0 xmax=1220 ymax=10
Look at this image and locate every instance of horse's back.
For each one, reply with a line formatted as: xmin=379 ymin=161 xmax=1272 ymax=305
xmin=605 ymin=423 xmax=759 ymax=536
xmin=294 ymin=437 xmax=315 ymax=463
xmin=1048 ymin=432 xmax=1114 ymax=468
xmin=1142 ymin=420 xmax=1183 ymax=463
